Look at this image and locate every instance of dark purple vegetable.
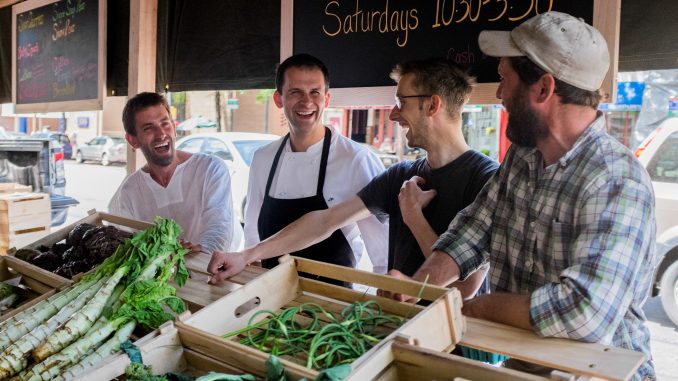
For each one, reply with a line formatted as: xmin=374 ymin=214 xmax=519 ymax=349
xmin=66 ymin=223 xmax=97 ymax=247
xmin=13 ymin=248 xmax=41 ymax=263
xmin=30 ymin=252 xmax=61 ymax=272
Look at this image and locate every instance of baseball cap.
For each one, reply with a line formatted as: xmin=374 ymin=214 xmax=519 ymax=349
xmin=478 ymin=11 xmax=609 ymax=91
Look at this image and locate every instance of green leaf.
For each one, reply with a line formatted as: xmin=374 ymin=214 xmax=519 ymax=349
xmin=314 ymin=364 xmax=351 ymax=381
xmin=265 ymin=355 xmax=287 ymax=381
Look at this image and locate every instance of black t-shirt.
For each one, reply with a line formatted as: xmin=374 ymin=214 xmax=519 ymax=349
xmin=357 ymin=150 xmax=498 ymax=276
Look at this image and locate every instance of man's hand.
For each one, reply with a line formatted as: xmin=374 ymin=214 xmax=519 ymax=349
xmin=377 ymin=269 xmax=419 ymax=303
xmin=180 ymin=240 xmax=203 ymax=254
xmin=399 ymin=176 xmax=437 ymax=226
xmin=206 ymin=250 xmax=247 ymax=284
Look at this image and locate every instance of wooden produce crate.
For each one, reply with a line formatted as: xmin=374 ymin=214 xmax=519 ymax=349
xmin=455 ymin=318 xmax=646 ymax=381
xmin=0 ymin=255 xmax=72 ymax=323
xmin=0 ymin=183 xmax=32 ymax=194
xmin=73 ymin=321 xmax=313 ymax=381
xmin=22 ymin=209 xmax=264 ymax=312
xmin=347 ymin=340 xmax=560 ymax=381
xmin=175 ymin=255 xmax=465 ymax=380
xmin=0 ymin=192 xmax=51 ymax=255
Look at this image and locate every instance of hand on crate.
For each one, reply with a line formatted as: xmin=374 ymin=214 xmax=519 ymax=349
xmin=206 ymin=250 xmax=247 ymax=284
xmin=180 ymin=240 xmax=203 ymax=255
xmin=377 ymin=269 xmax=419 ymax=303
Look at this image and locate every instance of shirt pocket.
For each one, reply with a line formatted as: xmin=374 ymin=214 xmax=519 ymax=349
xmin=545 ymin=220 xmax=574 ymax=271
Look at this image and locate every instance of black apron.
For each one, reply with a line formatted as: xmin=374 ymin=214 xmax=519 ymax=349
xmin=257 ymin=127 xmax=355 ymax=287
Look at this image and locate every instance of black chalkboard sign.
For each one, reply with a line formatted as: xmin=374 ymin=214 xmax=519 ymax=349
xmin=12 ymin=0 xmax=103 ymax=112
xmin=293 ymin=0 xmax=594 ymax=89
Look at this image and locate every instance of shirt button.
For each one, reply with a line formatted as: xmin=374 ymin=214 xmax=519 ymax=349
xmin=530 ymin=221 xmax=536 ymax=228
xmin=525 ymin=260 xmax=532 ymax=267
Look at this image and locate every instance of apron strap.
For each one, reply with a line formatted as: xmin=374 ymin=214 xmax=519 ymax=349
xmin=264 ymin=127 xmax=332 ymax=198
xmin=316 ymin=127 xmax=332 ymax=196
xmin=264 ymin=134 xmax=290 ymax=197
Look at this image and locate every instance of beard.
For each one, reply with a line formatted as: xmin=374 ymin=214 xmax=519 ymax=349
xmin=505 ymin=93 xmax=548 ymax=148
xmin=139 ymin=143 xmax=174 ymax=167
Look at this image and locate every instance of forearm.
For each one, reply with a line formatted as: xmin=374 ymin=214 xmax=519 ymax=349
xmin=403 ymin=209 xmax=439 ymax=259
xmin=463 ymin=293 xmax=532 ymax=330
xmin=449 ymin=262 xmax=489 ymax=300
xmin=247 ymin=197 xmax=372 ymax=265
xmin=411 ymin=250 xmax=461 ymax=286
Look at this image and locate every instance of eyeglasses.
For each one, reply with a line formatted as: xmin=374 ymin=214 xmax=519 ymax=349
xmin=394 ymin=95 xmax=432 ymax=110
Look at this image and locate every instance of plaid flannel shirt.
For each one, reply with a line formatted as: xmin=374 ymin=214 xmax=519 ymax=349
xmin=433 ymin=115 xmax=657 ymax=380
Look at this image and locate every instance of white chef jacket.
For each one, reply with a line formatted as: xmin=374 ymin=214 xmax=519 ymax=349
xmin=108 ymin=153 xmax=243 ymax=253
xmin=244 ymin=126 xmax=388 ymax=273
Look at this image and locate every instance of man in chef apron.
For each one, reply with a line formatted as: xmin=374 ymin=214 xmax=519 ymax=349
xmin=240 ymin=54 xmax=388 ymax=287
xmin=208 ymin=57 xmax=498 ymax=298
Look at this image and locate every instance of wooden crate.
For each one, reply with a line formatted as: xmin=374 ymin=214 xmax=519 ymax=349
xmin=0 ymin=192 xmax=51 ymax=255
xmin=348 ymin=340 xmax=558 ymax=381
xmin=73 ymin=321 xmax=313 ymax=381
xmin=454 ymin=318 xmax=645 ymax=381
xmin=22 ymin=209 xmax=265 ymax=312
xmin=0 ymin=255 xmax=72 ymax=323
xmin=175 ymin=255 xmax=465 ymax=380
xmin=0 ymin=183 xmax=32 ymax=194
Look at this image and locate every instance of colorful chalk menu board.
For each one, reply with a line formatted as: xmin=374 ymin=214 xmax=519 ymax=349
xmin=12 ymin=0 xmax=104 ymax=112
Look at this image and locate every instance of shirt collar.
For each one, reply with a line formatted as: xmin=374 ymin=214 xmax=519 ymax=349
xmin=514 ymin=112 xmax=606 ymax=169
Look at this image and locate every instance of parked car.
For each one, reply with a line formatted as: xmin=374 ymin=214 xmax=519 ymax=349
xmin=75 ymin=135 xmax=127 ymax=166
xmin=176 ymin=132 xmax=278 ymax=224
xmin=361 ymin=143 xmax=399 ymax=168
xmin=30 ymin=132 xmax=73 ymax=159
xmin=636 ymin=118 xmax=678 ymax=326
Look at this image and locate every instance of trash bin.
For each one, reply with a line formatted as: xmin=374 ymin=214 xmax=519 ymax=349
xmin=50 ymin=194 xmax=79 ymax=226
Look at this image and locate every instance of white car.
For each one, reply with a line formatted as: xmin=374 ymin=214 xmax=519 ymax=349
xmin=176 ymin=132 xmax=278 ymax=224
xmin=636 ymin=118 xmax=678 ymax=326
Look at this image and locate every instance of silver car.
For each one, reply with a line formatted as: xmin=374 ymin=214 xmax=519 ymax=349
xmin=75 ymin=135 xmax=127 ymax=166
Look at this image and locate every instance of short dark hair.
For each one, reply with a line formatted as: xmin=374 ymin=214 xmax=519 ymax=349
xmin=390 ymin=58 xmax=475 ymax=119
xmin=122 ymin=92 xmax=171 ymax=136
xmin=509 ymin=57 xmax=602 ymax=109
xmin=275 ymin=54 xmax=330 ymax=93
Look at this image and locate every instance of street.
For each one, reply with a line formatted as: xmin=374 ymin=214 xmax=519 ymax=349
xmin=60 ymin=160 xmax=678 ymax=379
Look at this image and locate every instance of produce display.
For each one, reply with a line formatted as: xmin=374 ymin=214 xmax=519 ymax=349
xmin=14 ymin=223 xmax=132 ymax=279
xmin=222 ymin=301 xmax=404 ymax=371
xmin=0 ymin=280 xmax=27 ymax=316
xmin=0 ymin=217 xmax=189 ymax=380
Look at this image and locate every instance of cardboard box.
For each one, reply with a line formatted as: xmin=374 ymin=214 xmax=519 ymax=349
xmin=0 ymin=192 xmax=51 ymax=255
xmin=0 ymin=255 xmax=71 ymax=323
xmin=175 ymin=255 xmax=465 ymax=380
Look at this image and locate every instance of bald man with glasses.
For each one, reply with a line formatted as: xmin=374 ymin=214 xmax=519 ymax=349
xmin=208 ymin=57 xmax=498 ymax=296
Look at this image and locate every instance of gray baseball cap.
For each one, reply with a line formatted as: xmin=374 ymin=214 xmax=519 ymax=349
xmin=478 ymin=11 xmax=609 ymax=91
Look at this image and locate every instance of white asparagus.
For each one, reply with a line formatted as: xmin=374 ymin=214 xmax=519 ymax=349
xmin=32 ymin=266 xmax=127 ymax=362
xmin=0 ymin=277 xmax=105 ymax=379
xmin=55 ymin=320 xmax=136 ymax=381
xmin=0 ymin=277 xmax=99 ymax=352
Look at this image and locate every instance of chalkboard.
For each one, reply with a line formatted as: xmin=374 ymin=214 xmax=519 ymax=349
xmin=12 ymin=0 xmax=104 ymax=112
xmin=283 ymin=0 xmax=619 ymax=106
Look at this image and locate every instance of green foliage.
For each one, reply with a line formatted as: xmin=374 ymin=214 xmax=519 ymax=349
xmin=255 ymin=89 xmax=275 ymax=104
xmin=125 ymin=363 xmax=169 ymax=381
xmin=114 ymin=280 xmax=185 ymax=330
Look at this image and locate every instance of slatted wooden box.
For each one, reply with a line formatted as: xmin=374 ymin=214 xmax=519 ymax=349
xmin=0 ymin=192 xmax=51 ymax=255
xmin=175 ymin=255 xmax=465 ymax=380
xmin=0 ymin=255 xmax=71 ymax=323
xmin=19 ymin=209 xmax=264 ymax=312
xmin=73 ymin=321 xmax=313 ymax=381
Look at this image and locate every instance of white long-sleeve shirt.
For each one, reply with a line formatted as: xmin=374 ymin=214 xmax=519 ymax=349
xmin=244 ymin=126 xmax=388 ymax=273
xmin=108 ymin=153 xmax=243 ymax=253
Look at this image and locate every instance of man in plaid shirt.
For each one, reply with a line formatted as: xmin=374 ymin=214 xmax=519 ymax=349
xmin=396 ymin=12 xmax=657 ymax=380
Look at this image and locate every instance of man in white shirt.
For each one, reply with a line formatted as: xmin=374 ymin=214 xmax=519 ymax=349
xmin=108 ymin=92 xmax=243 ymax=255
xmin=235 ymin=54 xmax=388 ymax=285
